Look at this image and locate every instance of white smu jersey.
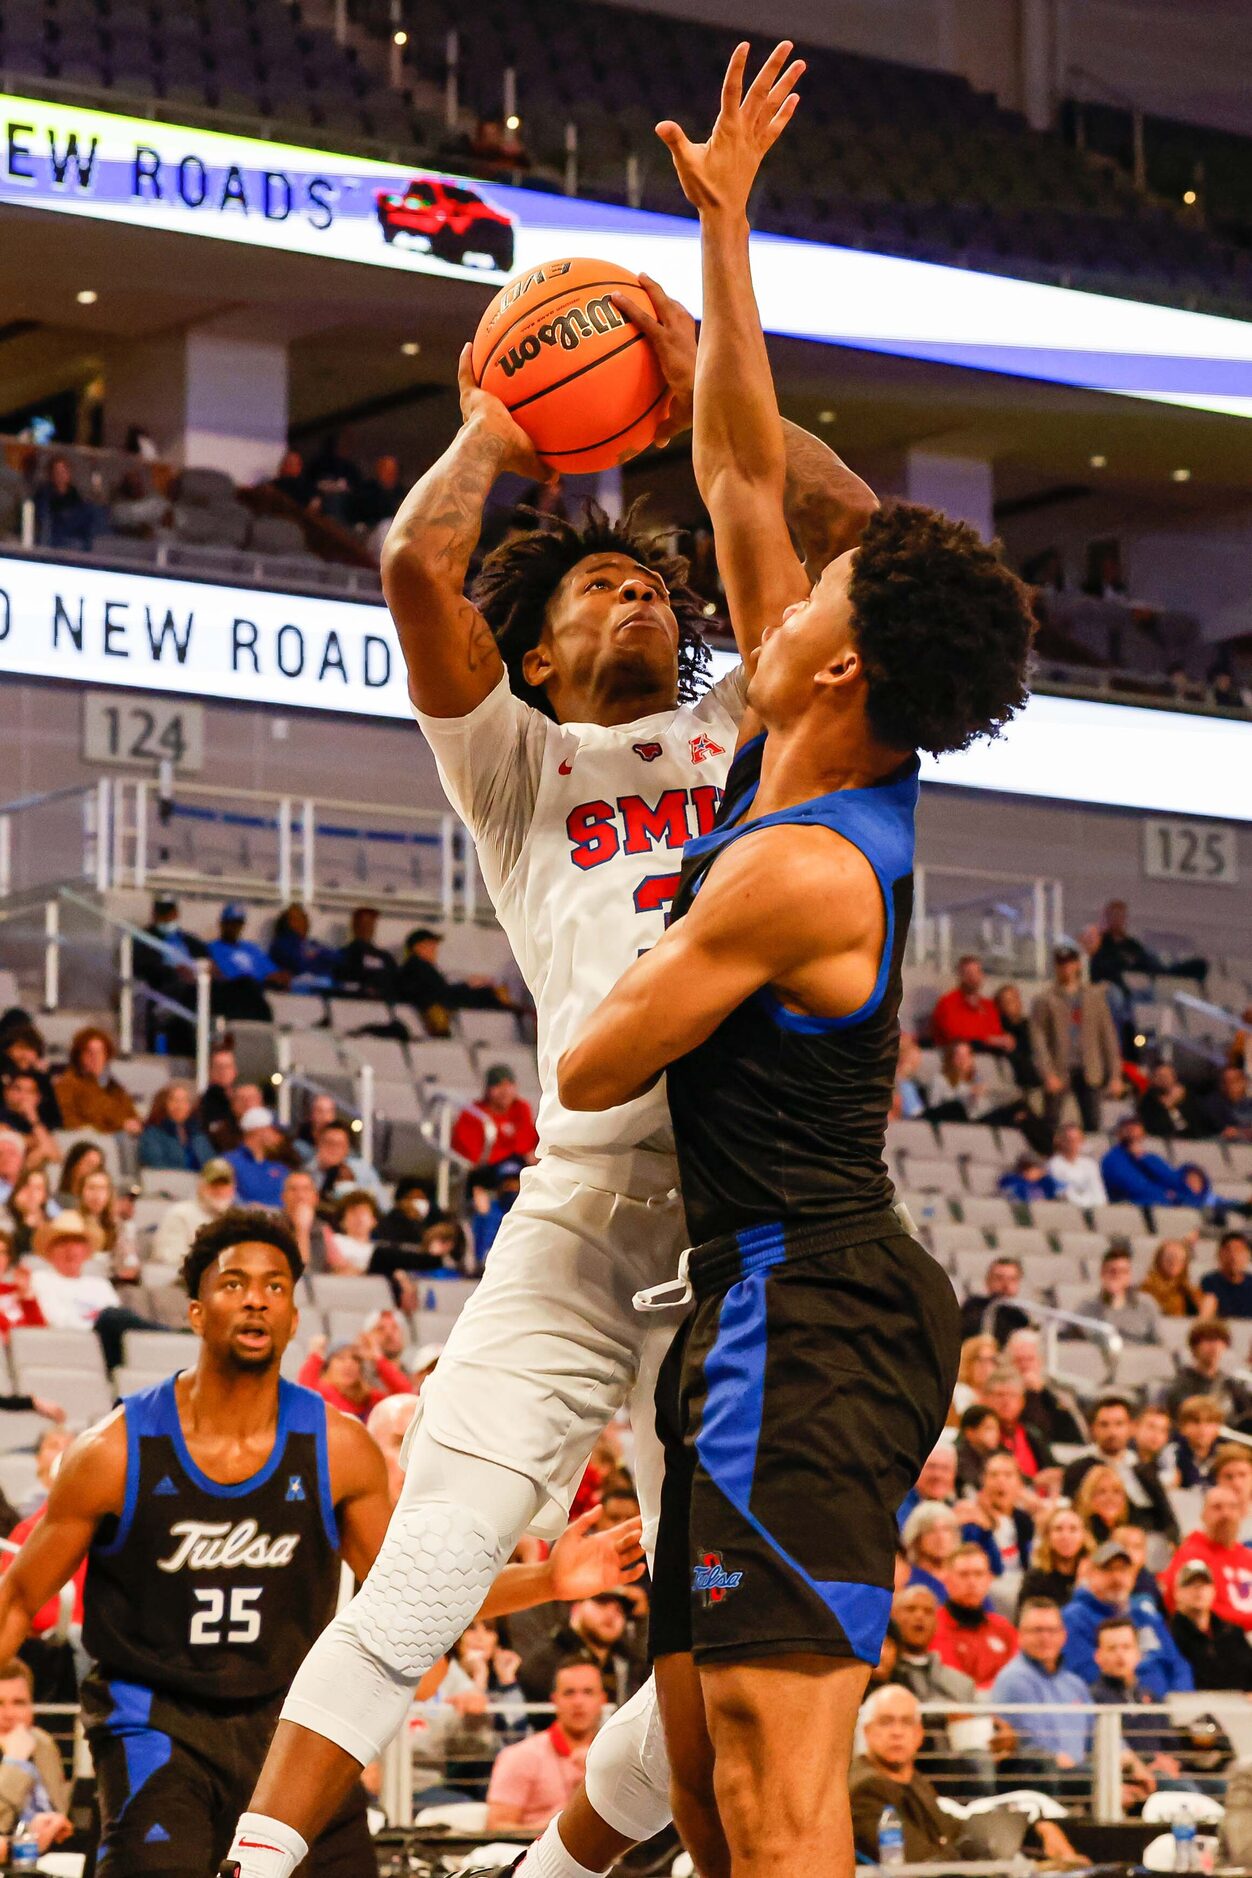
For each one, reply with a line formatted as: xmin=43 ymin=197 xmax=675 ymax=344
xmin=414 ymin=665 xmax=747 ymax=1165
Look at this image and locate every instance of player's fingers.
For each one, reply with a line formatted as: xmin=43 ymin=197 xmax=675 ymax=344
xmin=611 ymin=290 xmax=661 ymax=338
xmin=720 ymin=41 xmax=750 ymax=114
xmin=457 ymin=343 xmax=475 ymax=395
xmin=765 ymin=92 xmax=802 ymax=144
xmin=654 ymin=120 xmax=694 ymax=162
xmin=766 ymin=58 xmax=806 ymax=109
xmin=565 ymin=1504 xmax=603 ymax=1536
xmin=745 ymin=40 xmax=793 ymax=115
xmin=637 ymin=270 xmax=674 ymax=315
xmin=619 ymin=1560 xmax=647 ymax=1584
xmin=604 ymin=1515 xmax=644 ymax=1546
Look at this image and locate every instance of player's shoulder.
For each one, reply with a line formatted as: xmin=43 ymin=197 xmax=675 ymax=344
xmin=53 ymin=1405 xmax=130 ymax=1514
xmin=323 ymin=1399 xmax=390 ymax=1495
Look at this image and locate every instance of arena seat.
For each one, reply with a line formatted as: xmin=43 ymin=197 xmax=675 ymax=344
xmin=960 ymin=1197 xmax=1016 ymax=1231
xmin=0 ymin=1412 xmax=51 ymax=1455
xmin=935 ymin=1121 xmax=1005 ymax=1164
xmin=930 ymin=1223 xmax=989 ymax=1264
xmin=1056 ymin=1230 xmax=1111 ymax=1265
xmin=1152 ymin=1206 xmax=1207 ymax=1237
xmin=1114 ymin=1344 xmax=1176 ymax=1395
xmin=9 ymin=1326 xmax=108 ymax=1384
xmin=900 ymin=1155 xmax=962 ymax=1195
xmin=306 ymin=1273 xmax=394 ymax=1315
xmin=19 ymin=1367 xmax=113 ymax=1423
xmin=269 ymin=993 xmax=330 ymax=1031
xmin=1155 ymin=1317 xmax=1198 ymax=1355
xmin=1091 ymin=1203 xmax=1148 ymax=1236
xmin=0 ymin=1452 xmax=38 ymax=1508
xmin=993 ymin=1225 xmax=1053 ymax=1258
xmin=121 ymin=1330 xmax=199 ymax=1375
xmin=1027 ymin=1200 xmax=1088 ymax=1235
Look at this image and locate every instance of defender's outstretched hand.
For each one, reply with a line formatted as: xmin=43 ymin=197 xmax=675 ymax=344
xmin=548 ymin=1504 xmax=646 ymax=1599
xmin=456 ymin=342 xmax=556 ymax=484
xmin=656 ymin=40 xmax=804 ymax=216
xmin=609 ymin=273 xmax=697 ymax=444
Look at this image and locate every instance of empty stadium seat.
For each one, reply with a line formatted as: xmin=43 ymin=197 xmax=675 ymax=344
xmin=935 ymin=1122 xmax=1003 ymax=1164
xmin=1059 ymin=1340 xmax=1114 ymax=1389
xmin=270 ymin=993 xmax=330 ymax=1031
xmin=307 ymin=1273 xmax=395 ymax=1315
xmin=0 ymin=1453 xmax=38 ymax=1509
xmin=993 ymin=1225 xmax=1053 ymax=1258
xmin=960 ymin=1197 xmax=1015 ymax=1230
xmin=1092 ymin=1204 xmax=1149 ymax=1236
xmin=1152 ymin=1206 xmax=1206 ymax=1237
xmin=930 ymin=1223 xmax=989 ymax=1264
xmin=121 ymin=1330 xmax=198 ymax=1374
xmin=0 ymin=1412 xmax=52 ymax=1455
xmin=1056 ymin=1230 xmax=1112 ymax=1266
xmin=19 ymin=1368 xmax=113 ymax=1424
xmin=901 ymin=1156 xmax=962 ymax=1195
xmin=1027 ymin=1200 xmax=1088 ymax=1235
xmin=9 ymin=1326 xmax=107 ymax=1383
xmin=1114 ymin=1344 xmax=1176 ymax=1395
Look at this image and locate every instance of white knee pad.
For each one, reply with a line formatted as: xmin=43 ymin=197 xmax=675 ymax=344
xmin=584 ymin=1676 xmax=673 ymax=1844
xmin=346 ymin=1499 xmax=501 ymax=1673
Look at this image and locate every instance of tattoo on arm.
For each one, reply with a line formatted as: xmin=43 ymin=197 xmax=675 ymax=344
xmin=780 ymin=419 xmax=877 ymax=578
xmin=390 ymin=424 xmax=511 ymax=588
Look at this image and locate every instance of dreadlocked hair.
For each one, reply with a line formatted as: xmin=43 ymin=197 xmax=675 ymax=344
xmin=848 ymin=501 xmax=1035 ymax=756
xmin=471 ymin=499 xmax=712 ymax=717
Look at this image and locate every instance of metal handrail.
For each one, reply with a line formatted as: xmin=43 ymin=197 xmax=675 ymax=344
xmin=994 ymin=1295 xmax=1123 ymax=1393
xmin=49 ymin=886 xmax=213 ymax=1084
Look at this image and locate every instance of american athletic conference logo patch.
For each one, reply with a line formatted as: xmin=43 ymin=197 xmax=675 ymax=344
xmin=692 ymin=1550 xmax=743 ymax=1603
xmin=689 ymin=733 xmax=725 ymax=765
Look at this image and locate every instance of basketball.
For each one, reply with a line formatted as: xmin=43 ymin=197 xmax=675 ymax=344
xmin=472 ymin=257 xmax=668 ymax=474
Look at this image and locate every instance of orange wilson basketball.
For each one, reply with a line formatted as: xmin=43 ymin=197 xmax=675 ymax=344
xmin=472 ymin=257 xmax=667 ymax=474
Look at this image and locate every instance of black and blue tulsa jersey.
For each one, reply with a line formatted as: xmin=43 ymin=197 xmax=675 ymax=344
xmin=83 ymin=1375 xmax=340 ymax=1705
xmin=665 ymin=732 xmax=919 ymax=1246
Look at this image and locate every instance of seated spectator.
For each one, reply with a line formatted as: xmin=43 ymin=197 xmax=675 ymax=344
xmin=990 ymin=1599 xmax=1093 ymax=1773
xmin=268 ymin=905 xmax=337 ymax=992
xmin=294 ymin=1337 xmax=409 ymax=1419
xmin=0 ymin=1656 xmax=74 ymax=1854
xmin=294 ymin=1093 xmax=340 ymax=1161
xmin=1030 ymin=944 xmax=1123 ymax=1134
xmin=1166 ymin=1317 xmax=1252 ymax=1423
xmin=1196 ymin=1065 xmax=1252 ymax=1142
xmin=1090 ymin=898 xmax=1208 ymax=1001
xmin=960 ymin=1451 xmax=1034 ymax=1587
xmin=898 ymin=1442 xmax=957 ymax=1529
xmin=1161 ymin=1483 xmax=1252 ymax=1629
xmin=0 ymin=1026 xmax=60 ymax=1131
xmin=1074 ymin=1463 xmax=1131 ymax=1543
xmin=995 ymin=983 xmax=1040 ymax=1089
xmin=27 ymin=1212 xmax=160 ymax=1370
xmin=108 ymin=466 xmax=167 ymax=536
xmin=1079 ymin=1245 xmax=1161 ymax=1343
xmin=224 ymin=1106 xmax=289 ymax=1207
xmin=138 ymin=1082 xmax=213 ymax=1172
xmin=998 ymin=1152 xmax=1060 ymax=1205
xmin=207 ymin=904 xmax=282 ymax=1021
xmin=372 ymin=1176 xmax=441 ymax=1253
xmin=1101 ymin=1116 xmax=1190 ymax=1208
xmin=891 ymin=1031 xmax=927 ymax=1120
xmin=53 ymin=1026 xmax=140 ymax=1135
xmin=1112 ymin=1522 xmax=1167 ymax=1613
xmin=1200 ymin=1230 xmax=1252 ymax=1319
xmin=53 ymin=1139 xmax=103 ymax=1208
xmin=194 ymin=1040 xmax=240 ymax=1151
xmin=901 ymin=1501 xmax=960 ymax=1600
xmin=3 ymin=1168 xmax=56 ymax=1259
xmin=1003 ymin=1329 xmax=1087 ymax=1445
xmin=451 ymin=1066 xmax=539 ymax=1167
xmin=133 ymin=894 xmax=208 ymax=1054
xmin=924 ymin=1041 xmax=993 ymax=1122
xmin=0 ymin=1229 xmax=44 ymax=1344
xmin=1135 ymin=1404 xmax=1178 ymax=1484
xmin=932 ymin=1543 xmax=1018 ymax=1690
xmin=77 ymin=1167 xmax=141 ymax=1282
xmin=279 ymin=1168 xmax=337 ymax=1275
xmin=982 ymin=1366 xmax=1053 ymax=1478
xmin=1171 ymin=1557 xmax=1252 ymax=1691
xmin=329 ymin=1190 xmax=380 ymax=1273
xmin=930 ymin=957 xmax=1013 ymax=1055
xmin=890 ymin=1584 xmax=975 ymax=1704
xmin=955 ymin=1404 xmax=1004 ymax=1493
xmin=959 ymin=1255 xmax=1030 ymax=1344
xmin=465 ymin=1162 xmax=508 ymax=1265
xmin=272 ymin=447 xmax=310 ymax=506
xmin=1173 ymin=1396 xmax=1227 ymax=1488
xmin=333 ymin=906 xmax=396 ymax=1001
xmin=1141 ymin=1237 xmax=1213 ymax=1319
xmin=16 ymin=1428 xmax=72 ymax=1518
xmin=1138 ymin=1061 xmax=1203 ymax=1141
xmin=306 ymin=432 xmax=360 ymax=525
xmin=519 ymin=1588 xmax=643 ymax=1708
xmin=152 ymin=1159 xmax=236 ymax=1265
xmin=849 ymin=1686 xmax=961 ymax=1863
xmin=1018 ymin=1503 xmax=1093 ymax=1614
xmin=0 ymin=1131 xmax=27 ymax=1210
xmin=310 ymin=1118 xmax=384 ymax=1214
xmin=1062 ymin=1395 xmax=1179 ymax=1540
xmin=34 ymin=455 xmax=97 ymax=551
xmin=395 ymin=928 xmax=517 ymax=1037
xmin=1062 ymin=1539 xmax=1193 ymax=1696
xmin=951 ymin=1333 xmax=997 ymax=1418
xmin=1047 ymin=1121 xmax=1107 ymax=1208
xmin=1213 ymin=1445 xmax=1252 ymax=1540
xmin=1089 ymin=1617 xmax=1197 ymax=1808
xmin=486 ymin=1656 xmax=605 ymax=1833
xmin=352 ymin=454 xmax=404 ymax=536
xmin=0 ymin=1072 xmax=61 ymax=1176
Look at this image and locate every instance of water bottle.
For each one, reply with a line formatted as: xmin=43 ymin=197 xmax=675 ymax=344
xmin=879 ymin=1804 xmax=906 ymax=1868
xmin=1172 ymin=1807 xmax=1199 ymax=1873
xmin=9 ymin=1821 xmax=40 ymax=1868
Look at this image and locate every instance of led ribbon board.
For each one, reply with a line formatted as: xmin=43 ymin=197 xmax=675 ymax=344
xmin=2 ymin=554 xmax=1249 ymax=820
xmin=4 ymin=91 xmax=1252 ymax=416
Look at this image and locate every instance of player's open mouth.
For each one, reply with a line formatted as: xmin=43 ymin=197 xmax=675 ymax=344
xmin=616 ymin=611 xmax=665 ymax=633
xmin=236 ymin=1324 xmax=270 ymax=1347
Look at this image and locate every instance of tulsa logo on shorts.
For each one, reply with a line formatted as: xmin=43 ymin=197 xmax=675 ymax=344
xmin=692 ymin=1550 xmax=743 ymax=1603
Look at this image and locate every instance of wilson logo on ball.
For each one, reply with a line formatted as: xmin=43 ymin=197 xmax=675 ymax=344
xmin=498 ymin=296 xmax=627 ymax=377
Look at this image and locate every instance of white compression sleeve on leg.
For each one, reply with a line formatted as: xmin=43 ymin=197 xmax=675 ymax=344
xmin=583 ymin=1674 xmax=673 ymax=1844
xmin=517 ymin=1817 xmax=610 ymax=1878
xmin=280 ymin=1435 xmax=541 ymax=1765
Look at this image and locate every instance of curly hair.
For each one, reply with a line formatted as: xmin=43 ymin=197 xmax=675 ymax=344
xmin=471 ymin=500 xmax=711 ymax=716
xmin=848 ymin=502 xmax=1034 ymax=755
xmin=182 ymin=1206 xmax=304 ymax=1299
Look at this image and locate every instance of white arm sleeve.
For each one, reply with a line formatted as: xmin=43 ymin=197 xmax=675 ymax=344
xmin=412 ymin=675 xmax=550 ymax=893
xmin=702 ymin=658 xmax=750 ymax=728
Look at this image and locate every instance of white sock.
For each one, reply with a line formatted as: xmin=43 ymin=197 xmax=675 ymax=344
xmin=518 ymin=1816 xmax=610 ymax=1878
xmin=226 ymin=1811 xmax=309 ymax=1878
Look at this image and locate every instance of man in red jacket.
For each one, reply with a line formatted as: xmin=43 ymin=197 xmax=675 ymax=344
xmin=930 ymin=957 xmax=1013 ymax=1054
xmin=450 ymin=1063 xmax=539 ymax=1166
xmin=1160 ymin=1484 xmax=1252 ymax=1630
xmin=932 ymin=1544 xmax=1019 ymax=1690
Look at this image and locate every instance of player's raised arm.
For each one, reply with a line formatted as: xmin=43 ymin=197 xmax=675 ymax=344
xmin=380 ymin=352 xmax=552 ymax=718
xmin=558 ymin=821 xmax=881 ymax=1110
xmin=656 ymin=45 xmax=875 ymax=650
xmin=0 ymin=1415 xmax=126 ymax=1661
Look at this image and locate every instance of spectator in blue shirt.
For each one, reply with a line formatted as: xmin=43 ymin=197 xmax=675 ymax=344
xmin=990 ymin=1599 xmax=1092 ymax=1769
xmin=207 ymin=903 xmax=281 ymax=1021
xmin=998 ymin=1153 xmax=1061 ymax=1205
xmin=1101 ymin=1118 xmax=1190 ymax=1208
xmin=1200 ymin=1232 xmax=1252 ymax=1320
xmin=1062 ymin=1539 xmax=1193 ymax=1698
xmin=138 ymin=1081 xmax=214 ymax=1172
xmin=224 ymin=1105 xmax=289 ymax=1207
xmin=269 ymin=904 xmax=337 ymax=993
